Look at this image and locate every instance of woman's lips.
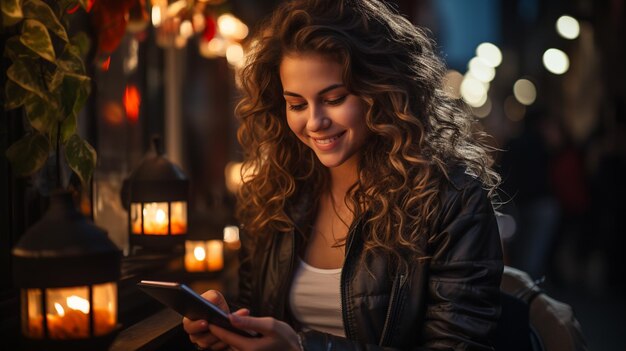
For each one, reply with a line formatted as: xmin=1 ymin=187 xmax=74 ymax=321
xmin=311 ymin=131 xmax=346 ymax=149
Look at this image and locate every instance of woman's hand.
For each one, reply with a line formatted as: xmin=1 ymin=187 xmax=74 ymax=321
xmin=209 ymin=314 xmax=301 ymax=351
xmin=182 ymin=290 xmax=250 ymax=350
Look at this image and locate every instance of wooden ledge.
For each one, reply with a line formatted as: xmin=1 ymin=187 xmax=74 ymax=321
xmin=110 ymin=308 xmax=185 ymax=351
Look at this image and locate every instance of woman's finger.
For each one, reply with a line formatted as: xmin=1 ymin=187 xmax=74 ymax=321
xmin=201 ymin=290 xmax=230 ymax=313
xmin=184 ymin=319 xmax=210 ymax=334
xmin=232 ymin=308 xmax=250 ymax=317
xmin=229 ymin=315 xmax=277 ymax=335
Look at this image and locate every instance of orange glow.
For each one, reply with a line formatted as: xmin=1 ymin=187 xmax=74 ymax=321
xmin=101 ymin=56 xmax=111 ymax=71
xmin=24 ymin=284 xmax=117 ymax=339
xmin=29 ymin=307 xmax=114 ymax=339
xmin=185 ymin=240 xmax=223 ymax=272
xmin=103 ymin=101 xmax=124 ymax=126
xmin=124 ymin=85 xmax=141 ymax=122
xmin=66 ymin=0 xmax=96 ymax=14
xmin=131 ymin=202 xmax=187 ymax=235
xmin=67 ymin=4 xmax=80 ymax=14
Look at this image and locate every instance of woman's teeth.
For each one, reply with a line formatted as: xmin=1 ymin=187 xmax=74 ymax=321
xmin=314 ymin=132 xmax=343 ymax=144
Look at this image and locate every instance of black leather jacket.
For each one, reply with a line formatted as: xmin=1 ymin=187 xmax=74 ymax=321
xmin=236 ymin=169 xmax=503 ymax=350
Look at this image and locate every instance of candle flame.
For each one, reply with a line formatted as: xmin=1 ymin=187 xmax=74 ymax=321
xmin=67 ymin=295 xmax=90 ymax=314
xmin=54 ymin=302 xmax=65 ymax=316
xmin=193 ymin=246 xmax=206 ymax=260
xmin=156 ymin=209 xmax=166 ymax=224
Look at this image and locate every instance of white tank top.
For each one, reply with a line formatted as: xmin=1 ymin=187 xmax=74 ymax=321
xmin=289 ymin=257 xmax=345 ymax=337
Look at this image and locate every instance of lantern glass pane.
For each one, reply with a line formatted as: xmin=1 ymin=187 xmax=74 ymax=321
xmin=131 ymin=202 xmax=143 ymax=234
xmin=46 ymin=286 xmax=90 ymax=339
xmin=171 ymin=201 xmax=187 ymax=234
xmin=207 ymin=240 xmax=224 ymax=272
xmin=142 ymin=202 xmax=170 ymax=235
xmin=185 ymin=240 xmax=208 ymax=272
xmin=93 ymin=282 xmax=117 ymax=336
xmin=22 ymin=288 xmax=43 ymax=338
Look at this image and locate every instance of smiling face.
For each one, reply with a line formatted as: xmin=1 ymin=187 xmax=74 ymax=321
xmin=280 ymin=54 xmax=369 ymax=174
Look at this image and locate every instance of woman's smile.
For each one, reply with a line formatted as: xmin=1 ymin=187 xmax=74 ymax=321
xmin=310 ymin=131 xmax=346 ymax=148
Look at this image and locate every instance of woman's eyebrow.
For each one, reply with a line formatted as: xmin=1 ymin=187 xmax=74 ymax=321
xmin=283 ymin=83 xmax=345 ymax=97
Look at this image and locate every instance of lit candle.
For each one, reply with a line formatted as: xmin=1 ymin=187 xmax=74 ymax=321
xmin=223 ymin=225 xmax=241 ymax=250
xmin=185 ymin=241 xmax=208 ymax=272
xmin=131 ymin=202 xmax=187 ymax=235
xmin=143 ymin=203 xmax=169 ymax=234
xmin=207 ymin=240 xmax=224 ymax=272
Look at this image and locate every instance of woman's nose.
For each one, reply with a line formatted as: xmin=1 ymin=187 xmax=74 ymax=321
xmin=306 ymin=105 xmax=330 ymax=132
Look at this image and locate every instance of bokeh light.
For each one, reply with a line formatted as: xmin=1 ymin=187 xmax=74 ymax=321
xmin=461 ymin=75 xmax=489 ymax=107
xmin=179 ymin=20 xmax=194 ymax=39
xmin=556 ymin=15 xmax=580 ymax=40
xmin=542 ymin=48 xmax=570 ymax=74
xmin=226 ymin=43 xmax=244 ymax=67
xmin=468 ymin=57 xmax=496 ymax=82
xmin=124 ymin=85 xmax=141 ymax=122
xmin=513 ymin=79 xmax=537 ymax=106
xmin=476 ymin=42 xmax=502 ymax=68
xmin=217 ymin=14 xmax=249 ymax=41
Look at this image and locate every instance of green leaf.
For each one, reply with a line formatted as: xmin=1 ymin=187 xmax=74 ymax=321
xmin=3 ymin=36 xmax=36 ymax=61
xmin=60 ymin=111 xmax=76 ymax=142
xmin=7 ymin=59 xmax=47 ymax=99
xmin=71 ymin=32 xmax=90 ymax=59
xmin=57 ymin=44 xmax=85 ymax=75
xmin=5 ymin=132 xmax=50 ymax=177
xmin=1 ymin=0 xmax=23 ymax=27
xmin=64 ymin=134 xmax=96 ymax=186
xmin=20 ymin=19 xmax=55 ymax=62
xmin=60 ymin=72 xmax=90 ymax=121
xmin=24 ymin=94 xmax=56 ymax=134
xmin=44 ymin=67 xmax=64 ymax=91
xmin=23 ymin=0 xmax=68 ymax=42
xmin=4 ymin=79 xmax=31 ymax=110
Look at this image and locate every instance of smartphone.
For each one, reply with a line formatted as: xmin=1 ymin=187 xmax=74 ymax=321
xmin=137 ymin=280 xmax=260 ymax=338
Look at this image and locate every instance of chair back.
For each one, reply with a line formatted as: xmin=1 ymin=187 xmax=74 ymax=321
xmin=495 ymin=266 xmax=588 ymax=351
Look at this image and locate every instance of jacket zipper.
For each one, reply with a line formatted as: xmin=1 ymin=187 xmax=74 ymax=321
xmin=379 ymin=272 xmax=407 ymax=346
xmin=340 ymin=216 xmax=362 ymax=340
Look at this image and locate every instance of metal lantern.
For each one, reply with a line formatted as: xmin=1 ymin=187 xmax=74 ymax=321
xmin=12 ymin=191 xmax=122 ymax=351
xmin=122 ymin=136 xmax=189 ymax=251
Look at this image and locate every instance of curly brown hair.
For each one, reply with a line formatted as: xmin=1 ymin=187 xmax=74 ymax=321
xmin=235 ymin=0 xmax=500 ymax=263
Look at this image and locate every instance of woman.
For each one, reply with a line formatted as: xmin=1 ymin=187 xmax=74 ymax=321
xmin=184 ymin=0 xmax=503 ymax=350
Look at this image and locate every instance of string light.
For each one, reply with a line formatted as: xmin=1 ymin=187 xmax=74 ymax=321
xmin=476 ymin=42 xmax=502 ymax=68
xmin=556 ymin=15 xmax=580 ymax=40
xmin=543 ymin=48 xmax=569 ymax=74
xmin=513 ymin=79 xmax=537 ymax=105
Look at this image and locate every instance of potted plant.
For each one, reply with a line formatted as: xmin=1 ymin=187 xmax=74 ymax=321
xmin=2 ymin=0 xmax=96 ymax=189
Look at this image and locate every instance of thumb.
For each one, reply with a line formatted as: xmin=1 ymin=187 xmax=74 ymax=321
xmin=201 ymin=290 xmax=229 ymax=313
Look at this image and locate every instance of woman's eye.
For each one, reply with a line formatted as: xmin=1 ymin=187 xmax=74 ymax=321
xmin=288 ymin=103 xmax=306 ymax=111
xmin=326 ymin=95 xmax=347 ymax=105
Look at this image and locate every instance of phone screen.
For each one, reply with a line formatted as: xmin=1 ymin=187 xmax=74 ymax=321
xmin=137 ymin=280 xmax=260 ymax=338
